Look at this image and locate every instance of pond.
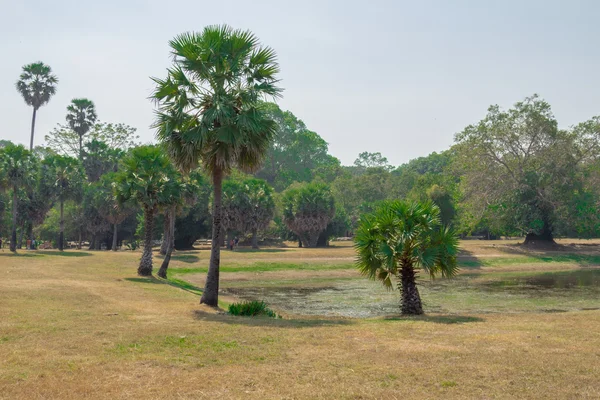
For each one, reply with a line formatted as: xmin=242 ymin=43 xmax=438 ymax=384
xmin=222 ymin=269 xmax=600 ymax=317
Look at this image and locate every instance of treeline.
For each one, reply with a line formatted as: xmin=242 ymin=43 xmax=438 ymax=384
xmin=2 ymin=95 xmax=599 ymax=255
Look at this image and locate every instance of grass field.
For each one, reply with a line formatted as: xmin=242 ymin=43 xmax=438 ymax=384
xmin=1 ymin=240 xmax=599 ymax=399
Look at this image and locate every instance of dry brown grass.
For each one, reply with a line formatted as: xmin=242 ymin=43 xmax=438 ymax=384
xmin=0 ymin=242 xmax=599 ymax=399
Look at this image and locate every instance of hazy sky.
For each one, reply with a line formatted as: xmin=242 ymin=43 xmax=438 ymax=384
xmin=1 ymin=0 xmax=599 ymax=166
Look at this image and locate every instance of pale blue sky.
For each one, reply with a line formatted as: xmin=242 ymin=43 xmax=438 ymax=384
xmin=1 ymin=0 xmax=599 ymax=165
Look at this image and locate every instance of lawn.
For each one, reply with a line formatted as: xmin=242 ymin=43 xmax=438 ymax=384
xmin=0 ymin=240 xmax=599 ymax=399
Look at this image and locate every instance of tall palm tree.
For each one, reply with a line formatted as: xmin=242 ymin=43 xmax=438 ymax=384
xmin=0 ymin=145 xmax=36 ymax=252
xmin=152 ymin=25 xmax=282 ymax=306
xmin=354 ymin=201 xmax=459 ymax=315
xmin=41 ymin=155 xmax=85 ymax=251
xmin=115 ymin=146 xmax=177 ymax=276
xmin=16 ymin=62 xmax=58 ymax=151
xmin=66 ymin=98 xmax=97 ymax=160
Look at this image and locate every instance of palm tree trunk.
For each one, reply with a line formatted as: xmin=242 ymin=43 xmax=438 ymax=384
xmin=59 ymin=199 xmax=64 ymax=251
xmin=252 ymin=228 xmax=259 ymax=249
xmin=29 ymin=107 xmax=37 ymax=151
xmin=138 ymin=206 xmax=154 ymax=276
xmin=158 ymin=207 xmax=176 ymax=279
xmin=78 ymin=230 xmax=82 ymax=249
xmin=112 ymin=223 xmax=118 ymax=251
xmin=399 ymin=260 xmax=423 ymax=315
xmin=201 ymin=167 xmax=223 ymax=306
xmin=10 ymin=188 xmax=17 ymax=252
xmin=78 ymin=134 xmax=83 ymax=161
xmin=160 ymin=211 xmax=170 ymax=255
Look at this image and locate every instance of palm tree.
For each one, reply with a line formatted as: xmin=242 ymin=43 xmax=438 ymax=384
xmin=152 ymin=25 xmax=282 ymax=306
xmin=354 ymin=201 xmax=459 ymax=315
xmin=282 ymin=182 xmax=335 ymax=248
xmin=0 ymin=145 xmax=36 ymax=251
xmin=66 ymin=99 xmax=97 ymax=160
xmin=16 ymin=62 xmax=58 ymax=151
xmin=41 ymin=155 xmax=85 ymax=251
xmin=115 ymin=146 xmax=177 ymax=276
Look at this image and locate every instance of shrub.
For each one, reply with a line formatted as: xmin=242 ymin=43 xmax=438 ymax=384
xmin=228 ymin=300 xmax=279 ymax=318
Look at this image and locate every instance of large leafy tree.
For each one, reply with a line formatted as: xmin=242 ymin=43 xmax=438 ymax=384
xmin=45 ymin=122 xmax=139 ymax=158
xmin=0 ymin=145 xmax=37 ymax=251
xmin=115 ymin=146 xmax=178 ymax=276
xmin=16 ymin=62 xmax=58 ymax=150
xmin=152 ymin=25 xmax=282 ymax=306
xmin=282 ymin=182 xmax=335 ymax=248
xmin=65 ymin=99 xmax=98 ymax=160
xmin=354 ymin=201 xmax=459 ymax=315
xmin=42 ymin=155 xmax=85 ymax=251
xmin=454 ymin=95 xmax=598 ymax=244
xmin=256 ymin=103 xmax=341 ymax=190
xmin=41 ymin=155 xmax=85 ymax=251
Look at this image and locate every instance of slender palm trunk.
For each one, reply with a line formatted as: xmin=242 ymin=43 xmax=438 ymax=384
xmin=78 ymin=230 xmax=82 ymax=249
xmin=252 ymin=228 xmax=259 ymax=249
xmin=138 ymin=206 xmax=154 ymax=276
xmin=59 ymin=199 xmax=64 ymax=251
xmin=112 ymin=223 xmax=118 ymax=251
xmin=10 ymin=188 xmax=17 ymax=252
xmin=158 ymin=206 xmax=176 ymax=279
xmin=399 ymin=260 xmax=423 ymax=315
xmin=160 ymin=211 xmax=170 ymax=255
xmin=201 ymin=167 xmax=223 ymax=306
xmin=29 ymin=107 xmax=37 ymax=151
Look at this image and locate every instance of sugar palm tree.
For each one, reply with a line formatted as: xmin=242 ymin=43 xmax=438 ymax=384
xmin=152 ymin=25 xmax=282 ymax=305
xmin=41 ymin=155 xmax=85 ymax=251
xmin=66 ymin=98 xmax=97 ymax=160
xmin=354 ymin=201 xmax=459 ymax=315
xmin=0 ymin=145 xmax=37 ymax=251
xmin=16 ymin=62 xmax=58 ymax=150
xmin=115 ymin=146 xmax=178 ymax=276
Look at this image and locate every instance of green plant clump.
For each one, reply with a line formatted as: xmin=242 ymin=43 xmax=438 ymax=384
xmin=228 ymin=300 xmax=279 ymax=318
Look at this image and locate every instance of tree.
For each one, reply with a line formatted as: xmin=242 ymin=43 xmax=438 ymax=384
xmin=82 ymin=139 xmax=124 ymax=182
xmin=354 ymin=201 xmax=459 ymax=315
xmin=454 ymin=95 xmax=596 ymax=244
xmin=173 ymin=169 xmax=212 ymax=250
xmin=152 ymin=25 xmax=281 ymax=306
xmin=220 ymin=177 xmax=275 ymax=248
xmin=354 ymin=151 xmax=393 ymax=171
xmin=16 ymin=62 xmax=58 ymax=150
xmin=41 ymin=155 xmax=85 ymax=250
xmin=65 ymin=99 xmax=97 ymax=160
xmin=282 ymin=182 xmax=335 ymax=248
xmin=256 ymin=103 xmax=340 ymax=190
xmin=115 ymin=146 xmax=178 ymax=276
xmin=45 ymin=122 xmax=139 ymax=158
xmin=0 ymin=145 xmax=37 ymax=251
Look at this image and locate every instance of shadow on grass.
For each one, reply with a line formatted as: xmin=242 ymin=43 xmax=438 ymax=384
xmin=457 ymin=248 xmax=484 ymax=269
xmin=36 ymin=250 xmax=93 ymax=257
xmin=230 ymin=248 xmax=287 ymax=254
xmin=124 ymin=276 xmax=203 ymax=296
xmin=0 ymin=251 xmax=41 ymax=257
xmin=382 ymin=314 xmax=484 ymax=324
xmin=193 ymin=309 xmax=353 ymax=328
xmin=168 ymin=254 xmax=200 ymax=263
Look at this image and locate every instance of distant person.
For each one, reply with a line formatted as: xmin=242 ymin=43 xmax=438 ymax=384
xmin=229 ymin=239 xmax=235 ymax=251
xmin=234 ymin=236 xmax=239 ymax=247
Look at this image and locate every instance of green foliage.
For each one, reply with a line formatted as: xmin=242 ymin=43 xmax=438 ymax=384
xmin=40 ymin=155 xmax=85 ymax=203
xmin=282 ymin=182 xmax=335 ymax=247
xmin=152 ymin=25 xmax=282 ymax=176
xmin=66 ymin=98 xmax=97 ymax=159
xmin=228 ymin=300 xmax=278 ymax=318
xmin=256 ymin=103 xmax=341 ymax=190
xmin=15 ymin=62 xmax=58 ymax=110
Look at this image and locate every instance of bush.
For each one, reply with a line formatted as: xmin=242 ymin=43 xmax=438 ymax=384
xmin=228 ymin=300 xmax=279 ymax=318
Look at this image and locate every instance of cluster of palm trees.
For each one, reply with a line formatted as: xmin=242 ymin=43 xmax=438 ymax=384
xmin=5 ymin=24 xmax=459 ymax=315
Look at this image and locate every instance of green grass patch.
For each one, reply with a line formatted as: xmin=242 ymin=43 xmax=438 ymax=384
xmin=170 ymin=262 xmax=354 ymax=275
xmin=459 ymin=254 xmax=600 ymax=268
xmin=228 ymin=300 xmax=279 ymax=318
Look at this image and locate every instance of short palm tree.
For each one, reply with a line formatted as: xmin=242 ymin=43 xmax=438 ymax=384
xmin=16 ymin=62 xmax=58 ymax=150
xmin=66 ymin=98 xmax=97 ymax=160
xmin=354 ymin=201 xmax=459 ymax=315
xmin=152 ymin=25 xmax=282 ymax=305
xmin=0 ymin=145 xmax=37 ymax=251
xmin=41 ymin=155 xmax=85 ymax=251
xmin=115 ymin=146 xmax=177 ymax=276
